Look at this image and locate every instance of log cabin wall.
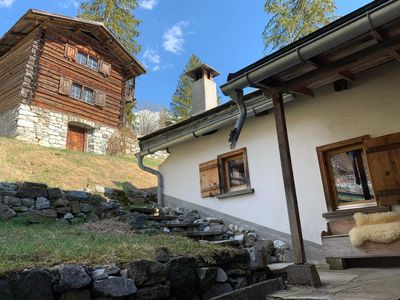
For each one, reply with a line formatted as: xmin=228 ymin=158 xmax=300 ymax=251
xmin=32 ymin=27 xmax=127 ymax=128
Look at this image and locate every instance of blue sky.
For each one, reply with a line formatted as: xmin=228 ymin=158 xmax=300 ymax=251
xmin=0 ymin=0 xmax=371 ymax=111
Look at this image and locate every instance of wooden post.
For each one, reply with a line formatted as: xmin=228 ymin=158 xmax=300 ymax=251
xmin=270 ymin=89 xmax=306 ymax=264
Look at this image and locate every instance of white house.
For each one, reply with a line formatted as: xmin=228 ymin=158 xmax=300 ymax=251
xmin=138 ymin=0 xmax=400 ymax=264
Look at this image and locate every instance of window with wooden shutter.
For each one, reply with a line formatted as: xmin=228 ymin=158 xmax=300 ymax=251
xmin=59 ymin=77 xmax=72 ymax=95
xmin=64 ymin=44 xmax=77 ymax=61
xmin=199 ymin=159 xmax=221 ymax=197
xmin=364 ymin=132 xmax=400 ymax=206
xmin=94 ymin=90 xmax=107 ymax=107
xmin=98 ymin=60 xmax=111 ymax=77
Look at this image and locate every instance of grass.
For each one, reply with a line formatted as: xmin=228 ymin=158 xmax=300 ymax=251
xmin=0 ymin=137 xmax=161 ymax=191
xmin=0 ymin=219 xmax=224 ymax=274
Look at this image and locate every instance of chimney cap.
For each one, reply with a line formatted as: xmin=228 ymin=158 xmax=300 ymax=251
xmin=186 ymin=64 xmax=220 ymax=80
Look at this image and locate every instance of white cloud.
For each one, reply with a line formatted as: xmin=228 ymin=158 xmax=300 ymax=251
xmin=0 ymin=0 xmax=16 ymax=8
xmin=152 ymin=65 xmax=161 ymax=71
xmin=139 ymin=0 xmax=157 ymax=10
xmin=142 ymin=48 xmax=162 ymax=71
xmin=163 ymin=21 xmax=189 ymax=54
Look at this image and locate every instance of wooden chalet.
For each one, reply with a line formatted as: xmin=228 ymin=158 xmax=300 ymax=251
xmin=0 ymin=10 xmax=146 ymax=153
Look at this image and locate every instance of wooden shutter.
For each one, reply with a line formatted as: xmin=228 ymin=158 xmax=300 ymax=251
xmin=58 ymin=77 xmax=72 ymax=95
xmin=64 ymin=44 xmax=77 ymax=61
xmin=98 ymin=60 xmax=111 ymax=76
xmin=199 ymin=159 xmax=221 ymax=197
xmin=94 ymin=90 xmax=107 ymax=107
xmin=364 ymin=132 xmax=400 ymax=206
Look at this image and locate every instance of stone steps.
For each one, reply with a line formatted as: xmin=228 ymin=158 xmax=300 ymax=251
xmin=163 ymin=223 xmax=201 ymax=228
xmin=173 ymin=231 xmax=225 ymax=240
xmin=129 ymin=207 xmax=156 ymax=214
xmin=200 ymin=240 xmax=241 ymax=247
xmin=148 ymin=215 xmax=178 ymax=221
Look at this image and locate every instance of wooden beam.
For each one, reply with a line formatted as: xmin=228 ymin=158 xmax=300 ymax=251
xmin=338 ymin=70 xmax=356 ymax=82
xmin=270 ymin=88 xmax=307 ymax=264
xmin=390 ymin=50 xmax=400 ymax=62
xmin=8 ymin=31 xmax=27 ymax=36
xmin=291 ymin=87 xmax=314 ymax=97
xmin=370 ymin=30 xmax=385 ymax=43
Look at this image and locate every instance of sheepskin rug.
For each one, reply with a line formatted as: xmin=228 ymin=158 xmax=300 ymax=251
xmin=349 ymin=212 xmax=400 ymax=247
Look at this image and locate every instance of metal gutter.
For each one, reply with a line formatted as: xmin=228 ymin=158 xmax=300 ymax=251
xmin=221 ymin=0 xmax=400 ymax=96
xmin=138 ymin=94 xmax=295 ymax=155
xmin=136 ymin=153 xmax=164 ymax=206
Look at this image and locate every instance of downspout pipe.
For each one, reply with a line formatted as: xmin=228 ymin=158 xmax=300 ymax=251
xmin=136 ymin=153 xmax=164 ymax=207
xmin=220 ymin=0 xmax=400 ymax=96
xmin=229 ymin=89 xmax=246 ymax=149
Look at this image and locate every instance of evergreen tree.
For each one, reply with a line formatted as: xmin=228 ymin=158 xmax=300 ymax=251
xmin=78 ymin=0 xmax=141 ymax=54
xmin=263 ymin=0 xmax=336 ymax=51
xmin=170 ymin=54 xmax=203 ymax=121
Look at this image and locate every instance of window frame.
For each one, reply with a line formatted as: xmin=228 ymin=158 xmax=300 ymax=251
xmin=218 ymin=148 xmax=251 ymax=194
xmin=70 ymin=83 xmax=83 ymax=101
xmin=69 ymin=81 xmax=95 ymax=105
xmin=317 ymin=135 xmax=377 ymax=212
xmin=75 ymin=50 xmax=99 ymax=71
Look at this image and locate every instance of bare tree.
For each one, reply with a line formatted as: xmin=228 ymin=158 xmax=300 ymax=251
xmin=135 ymin=110 xmax=160 ymax=137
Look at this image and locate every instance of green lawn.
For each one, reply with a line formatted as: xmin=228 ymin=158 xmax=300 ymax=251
xmin=0 ymin=219 xmax=222 ymax=274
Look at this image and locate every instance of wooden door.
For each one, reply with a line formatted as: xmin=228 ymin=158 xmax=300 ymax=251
xmin=66 ymin=125 xmax=86 ymax=152
xmin=364 ymin=132 xmax=400 ymax=206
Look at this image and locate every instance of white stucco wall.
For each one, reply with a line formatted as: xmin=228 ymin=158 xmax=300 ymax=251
xmin=160 ymin=62 xmax=400 ymax=245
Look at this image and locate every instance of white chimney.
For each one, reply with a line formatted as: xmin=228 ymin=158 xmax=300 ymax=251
xmin=186 ymin=64 xmax=220 ymax=116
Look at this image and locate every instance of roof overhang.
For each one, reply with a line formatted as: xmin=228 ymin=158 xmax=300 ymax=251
xmin=221 ymin=0 xmax=400 ymax=98
xmin=0 ymin=9 xmax=146 ymax=78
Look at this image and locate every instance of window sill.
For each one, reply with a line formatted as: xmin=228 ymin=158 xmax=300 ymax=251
xmin=322 ymin=205 xmax=390 ymax=219
xmin=216 ymin=188 xmax=254 ymax=199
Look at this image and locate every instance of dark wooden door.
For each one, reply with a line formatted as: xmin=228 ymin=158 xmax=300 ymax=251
xmin=66 ymin=125 xmax=86 ymax=152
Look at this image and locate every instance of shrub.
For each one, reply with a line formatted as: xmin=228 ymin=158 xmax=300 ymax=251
xmin=106 ymin=127 xmax=137 ymax=156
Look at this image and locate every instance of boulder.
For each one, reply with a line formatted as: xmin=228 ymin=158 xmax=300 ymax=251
xmin=19 ymin=209 xmax=56 ymax=224
xmin=196 ymin=267 xmax=217 ymax=291
xmin=135 ymin=283 xmax=170 ymax=300
xmin=67 ymin=191 xmax=90 ymax=202
xmin=216 ymin=267 xmax=228 ymax=283
xmin=0 ymin=279 xmax=14 ymax=300
xmin=59 ymin=289 xmax=91 ymax=300
xmin=203 ymin=283 xmax=233 ymax=299
xmin=93 ymin=265 xmax=120 ymax=277
xmin=254 ymin=240 xmax=275 ymax=255
xmin=54 ymin=198 xmax=70 ymax=207
xmin=92 ymin=277 xmax=137 ymax=297
xmin=247 ymin=247 xmax=270 ymax=271
xmin=3 ymin=196 xmax=21 ymax=207
xmin=91 ymin=269 xmax=108 ymax=281
xmin=15 ymin=269 xmax=54 ymax=300
xmin=127 ymin=260 xmax=168 ymax=287
xmin=63 ymin=213 xmax=74 ymax=220
xmin=0 ymin=205 xmax=16 ymax=221
xmin=54 ymin=265 xmax=91 ymax=292
xmin=21 ymin=198 xmax=35 ymax=208
xmin=48 ymin=188 xmax=63 ymax=200
xmin=36 ymin=197 xmax=50 ymax=210
xmin=167 ymin=256 xmax=197 ymax=297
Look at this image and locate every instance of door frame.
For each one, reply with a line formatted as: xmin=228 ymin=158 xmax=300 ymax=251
xmin=66 ymin=124 xmax=87 ymax=152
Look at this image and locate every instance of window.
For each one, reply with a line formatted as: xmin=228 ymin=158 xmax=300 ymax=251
xmin=82 ymin=87 xmax=94 ymax=104
xmin=70 ymin=83 xmax=82 ymax=100
xmin=317 ymin=136 xmax=376 ymax=211
xmin=199 ymin=148 xmax=253 ymax=198
xmin=76 ymin=50 xmax=98 ymax=71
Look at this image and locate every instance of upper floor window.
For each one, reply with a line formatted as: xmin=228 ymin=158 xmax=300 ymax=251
xmin=88 ymin=56 xmax=99 ymax=70
xmin=76 ymin=50 xmax=98 ymax=71
xmin=82 ymin=87 xmax=94 ymax=104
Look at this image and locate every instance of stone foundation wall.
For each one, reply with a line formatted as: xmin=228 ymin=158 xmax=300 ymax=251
xmin=0 ymin=106 xmax=18 ymax=137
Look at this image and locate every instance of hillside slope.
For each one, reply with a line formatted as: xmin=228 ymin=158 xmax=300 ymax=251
xmin=0 ymin=138 xmax=159 ymax=191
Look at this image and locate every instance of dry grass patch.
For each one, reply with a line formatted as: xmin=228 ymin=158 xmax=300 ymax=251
xmin=0 ymin=137 xmax=161 ymax=191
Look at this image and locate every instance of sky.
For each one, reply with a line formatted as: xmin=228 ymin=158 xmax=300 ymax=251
xmin=0 ymin=0 xmax=371 ymax=111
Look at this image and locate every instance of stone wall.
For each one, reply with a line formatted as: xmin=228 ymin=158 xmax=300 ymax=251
xmin=0 ymin=105 xmax=18 ymax=137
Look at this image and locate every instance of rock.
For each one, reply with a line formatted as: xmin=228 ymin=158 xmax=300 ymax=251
xmin=229 ymin=276 xmax=248 ymax=289
xmin=203 ymin=283 xmax=233 ymax=299
xmin=216 ymin=267 xmax=228 ymax=283
xmin=234 ymin=234 xmax=245 ymax=244
xmin=95 ymin=185 xmax=105 ymax=194
xmin=80 ymin=203 xmax=93 ymax=213
xmin=67 ymin=191 xmax=89 ymax=201
xmin=48 ymin=188 xmax=63 ymax=200
xmin=64 ymin=213 xmax=74 ymax=220
xmin=54 ymin=198 xmax=70 ymax=207
xmin=205 ymin=217 xmax=224 ymax=224
xmin=196 ymin=267 xmax=217 ymax=291
xmin=197 ymin=249 xmax=249 ymax=267
xmin=154 ymin=247 xmax=171 ymax=263
xmin=179 ymin=211 xmax=200 ymax=223
xmin=127 ymin=260 xmax=168 ymax=287
xmin=13 ymin=206 xmax=29 ymax=213
xmin=0 ymin=279 xmax=14 ymax=300
xmin=94 ymin=265 xmax=121 ymax=277
xmin=92 ymin=277 xmax=137 ymax=297
xmin=120 ymin=269 xmax=128 ymax=278
xmin=36 ymin=197 xmax=50 ymax=210
xmin=0 ymin=183 xmax=17 ymax=197
xmin=270 ymin=256 xmax=280 ymax=263
xmin=273 ymin=240 xmax=289 ymax=251
xmin=15 ymin=269 xmax=54 ymax=300
xmin=167 ymin=256 xmax=197 ymax=297
xmin=3 ymin=196 xmax=21 ymax=207
xmin=20 ymin=209 xmax=57 ymax=223
xmin=21 ymin=198 xmax=35 ymax=208
xmin=60 ymin=289 xmax=91 ymax=300
xmin=210 ymin=224 xmax=226 ymax=233
xmin=91 ymin=269 xmax=108 ymax=281
xmin=244 ymin=232 xmax=258 ymax=247
xmin=248 ymin=269 xmax=270 ymax=285
xmin=163 ymin=227 xmax=170 ymax=233
xmin=247 ymin=247 xmax=270 ymax=271
xmin=174 ymin=207 xmax=189 ymax=215
xmin=225 ymin=263 xmax=251 ymax=278
xmin=0 ymin=205 xmax=16 ymax=221
xmin=16 ymin=183 xmax=48 ymax=198
xmin=85 ymin=212 xmax=100 ymax=222
xmin=54 ymin=265 xmax=91 ymax=292
xmin=71 ymin=201 xmax=80 ymax=214
xmin=254 ymin=240 xmax=275 ymax=255
xmin=57 ymin=206 xmax=72 ymax=215
xmin=203 ymin=225 xmax=211 ymax=232
xmin=278 ymin=249 xmax=294 ymax=263
xmin=129 ymin=214 xmax=148 ymax=229
xmin=135 ymin=283 xmax=170 ymax=300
